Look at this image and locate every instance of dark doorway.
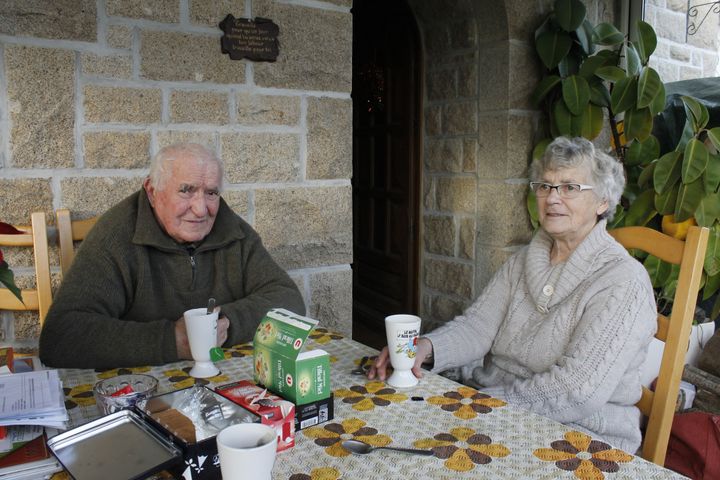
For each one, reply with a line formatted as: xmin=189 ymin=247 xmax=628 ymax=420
xmin=351 ymin=0 xmax=422 ymax=349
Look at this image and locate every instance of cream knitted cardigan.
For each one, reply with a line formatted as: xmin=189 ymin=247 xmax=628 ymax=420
xmin=425 ymin=220 xmax=657 ymax=453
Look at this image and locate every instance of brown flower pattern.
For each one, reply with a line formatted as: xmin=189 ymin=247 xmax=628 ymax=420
xmin=414 ymin=427 xmax=510 ymax=472
xmin=334 ymin=381 xmax=407 ymax=411
xmin=223 ymin=342 xmax=253 ymax=359
xmin=288 ymin=467 xmax=341 ymax=480
xmin=302 ymin=418 xmax=392 ymax=457
xmin=308 ymin=328 xmax=344 ymax=344
xmin=427 ymin=386 xmax=506 ymax=419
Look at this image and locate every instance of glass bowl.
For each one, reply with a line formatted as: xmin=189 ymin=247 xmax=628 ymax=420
xmin=93 ymin=374 xmax=159 ymax=415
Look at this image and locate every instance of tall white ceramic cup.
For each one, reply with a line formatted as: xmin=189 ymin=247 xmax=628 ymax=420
xmin=217 ymin=423 xmax=277 ymax=480
xmin=385 ymin=314 xmax=422 ymax=388
xmin=183 ymin=307 xmax=220 ymax=378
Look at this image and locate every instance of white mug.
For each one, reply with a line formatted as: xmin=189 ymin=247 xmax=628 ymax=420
xmin=216 ymin=423 xmax=277 ymax=480
xmin=184 ymin=307 xmax=220 ymax=378
xmin=385 ymin=314 xmax=422 ymax=388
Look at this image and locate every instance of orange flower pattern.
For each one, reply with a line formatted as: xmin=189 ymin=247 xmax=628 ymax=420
xmin=533 ymin=430 xmax=634 ymax=479
xmin=427 ymin=386 xmax=506 ymax=419
xmin=414 ymin=427 xmax=510 ymax=472
xmin=308 ymin=328 xmax=343 ymax=344
xmin=302 ymin=418 xmax=392 ymax=457
xmin=334 ymin=381 xmax=407 ymax=411
xmin=288 ymin=467 xmax=341 ymax=480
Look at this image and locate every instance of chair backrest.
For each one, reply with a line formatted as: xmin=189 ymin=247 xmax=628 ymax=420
xmin=56 ymin=208 xmax=97 ymax=275
xmin=609 ymin=225 xmax=709 ymax=466
xmin=0 ymin=212 xmax=52 ymax=326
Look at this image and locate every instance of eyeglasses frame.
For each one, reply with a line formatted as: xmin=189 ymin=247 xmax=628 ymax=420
xmin=529 ymin=182 xmax=595 ymax=198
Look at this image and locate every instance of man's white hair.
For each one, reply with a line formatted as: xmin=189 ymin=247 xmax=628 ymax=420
xmin=148 ymin=143 xmax=224 ymax=191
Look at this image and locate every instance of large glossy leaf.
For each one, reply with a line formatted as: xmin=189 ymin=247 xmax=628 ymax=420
xmin=644 ymin=255 xmax=672 ymax=289
xmin=555 ymin=0 xmax=587 ymax=31
xmin=607 ymin=204 xmax=626 ymax=228
xmin=579 ymin=55 xmax=609 ymax=78
xmin=637 ymin=67 xmax=662 ymax=109
xmin=635 ymin=20 xmax=657 ymax=63
xmin=653 ymin=151 xmax=682 ymax=193
xmin=625 ymin=188 xmax=657 ymax=226
xmin=707 ymin=127 xmax=720 ymax=152
xmin=705 ymin=225 xmax=720 ymax=277
xmin=531 ymin=75 xmax=561 ymax=106
xmin=575 ymin=19 xmax=596 ymax=55
xmin=589 ymin=81 xmax=610 ymax=107
xmin=562 ymin=75 xmax=590 ymax=115
xmin=682 ymin=95 xmax=709 ymax=132
xmin=593 ymin=22 xmax=625 ymax=45
xmin=536 ymin=30 xmax=573 ymax=69
xmin=705 ymin=153 xmax=720 ymax=193
xmin=655 ymin=185 xmax=679 ymax=215
xmin=649 ymin=82 xmax=666 ymax=117
xmin=595 ymin=66 xmax=626 ymax=82
xmin=533 ymin=138 xmax=552 ymax=160
xmin=626 ymin=135 xmax=660 ymax=167
xmin=624 ymin=107 xmax=653 ymax=142
xmin=625 ymin=43 xmax=641 ymax=76
xmin=580 ymin=103 xmax=604 ymax=139
xmin=527 ymin=191 xmax=539 ymax=229
xmin=703 ymin=271 xmax=720 ymax=301
xmin=610 ymin=76 xmax=638 ymax=113
xmin=695 ymin=193 xmax=720 ymax=227
xmin=682 ymin=138 xmax=709 ymax=184
xmin=674 ymin=176 xmax=704 ymax=222
xmin=553 ymin=99 xmax=579 ymax=136
xmin=638 ymin=160 xmax=656 ymax=188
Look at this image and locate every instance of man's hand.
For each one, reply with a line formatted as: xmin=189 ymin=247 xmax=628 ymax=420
xmin=175 ymin=312 xmax=230 ymax=360
xmin=367 ymin=337 xmax=434 ymax=381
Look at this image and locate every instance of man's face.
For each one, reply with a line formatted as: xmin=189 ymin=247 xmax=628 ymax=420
xmin=144 ymin=154 xmax=221 ymax=244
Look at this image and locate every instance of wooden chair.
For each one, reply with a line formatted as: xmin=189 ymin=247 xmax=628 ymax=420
xmin=55 ymin=208 xmax=97 ymax=275
xmin=0 ymin=212 xmax=52 ymax=327
xmin=609 ymin=225 xmax=709 ymax=465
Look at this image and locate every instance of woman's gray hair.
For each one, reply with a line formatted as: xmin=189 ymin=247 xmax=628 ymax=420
xmin=148 ymin=143 xmax=224 ymax=191
xmin=529 ymin=136 xmax=625 ymax=221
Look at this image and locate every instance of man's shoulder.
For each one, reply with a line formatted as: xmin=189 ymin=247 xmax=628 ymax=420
xmin=86 ymin=191 xmax=142 ymax=241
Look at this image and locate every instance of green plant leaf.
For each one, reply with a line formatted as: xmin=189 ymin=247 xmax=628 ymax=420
xmin=532 ymin=75 xmax=562 ymax=106
xmin=704 ymin=224 xmax=720 ymax=277
xmin=589 ymin=81 xmax=611 ymax=107
xmin=637 ymin=67 xmax=662 ymax=109
xmin=624 ymin=107 xmax=653 ymax=142
xmin=536 ymin=30 xmax=573 ymax=69
xmin=682 ymin=138 xmax=709 ymax=184
xmin=653 ymin=151 xmax=683 ymax=193
xmin=674 ymin=176 xmax=704 ymax=221
xmin=533 ymin=138 xmax=552 ymax=160
xmin=638 ymin=160 xmax=656 ymax=188
xmin=644 ymin=255 xmax=672 ymax=289
xmin=580 ymin=103 xmax=604 ymax=139
xmin=625 ymin=188 xmax=657 ymax=226
xmin=610 ymin=76 xmax=638 ymax=114
xmin=593 ymin=22 xmax=625 ymax=45
xmin=704 ymin=271 xmax=720 ymax=301
xmin=562 ymin=75 xmax=590 ymax=115
xmin=607 ymin=204 xmax=626 ymax=228
xmin=595 ymin=65 xmax=626 ymax=82
xmin=649 ymin=81 xmax=666 ymax=116
xmin=635 ymin=20 xmax=657 ymax=63
xmin=557 ymin=52 xmax=581 ymax=78
xmin=554 ymin=0 xmax=587 ymax=32
xmin=705 ymin=153 xmax=720 ymax=193
xmin=713 ymin=291 xmax=720 ymax=320
xmin=682 ymin=95 xmax=710 ymax=131
xmin=655 ymin=185 xmax=679 ymax=215
xmin=553 ymin=99 xmax=582 ymax=136
xmin=0 ymin=266 xmax=22 ymax=304
xmin=695 ymin=193 xmax=720 ymax=227
xmin=576 ymin=19 xmax=596 ymax=55
xmin=707 ymin=127 xmax=720 ymax=152
xmin=579 ymin=55 xmax=609 ymax=78
xmin=527 ymin=190 xmax=539 ymax=229
xmin=626 ymin=135 xmax=660 ymax=167
xmin=625 ymin=43 xmax=641 ymax=76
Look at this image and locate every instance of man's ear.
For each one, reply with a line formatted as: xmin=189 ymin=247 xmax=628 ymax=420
xmin=143 ymin=177 xmax=155 ymax=207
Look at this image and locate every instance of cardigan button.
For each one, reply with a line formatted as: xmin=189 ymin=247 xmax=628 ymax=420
xmin=542 ymin=284 xmax=554 ymax=296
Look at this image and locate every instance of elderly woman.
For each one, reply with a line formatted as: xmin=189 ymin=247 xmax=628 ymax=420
xmin=369 ymin=136 xmax=657 ymax=453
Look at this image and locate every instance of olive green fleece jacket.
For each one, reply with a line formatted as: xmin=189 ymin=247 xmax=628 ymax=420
xmin=39 ymin=190 xmax=305 ymax=369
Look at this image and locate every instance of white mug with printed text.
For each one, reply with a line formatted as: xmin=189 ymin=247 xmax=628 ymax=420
xmin=385 ymin=314 xmax=422 ymax=388
xmin=184 ymin=307 xmax=220 ymax=378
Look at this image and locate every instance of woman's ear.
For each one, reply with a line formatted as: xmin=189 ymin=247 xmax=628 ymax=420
xmin=596 ymin=198 xmax=609 ymax=217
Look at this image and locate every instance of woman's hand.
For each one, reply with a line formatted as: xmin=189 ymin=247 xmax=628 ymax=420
xmin=367 ymin=337 xmax=434 ymax=381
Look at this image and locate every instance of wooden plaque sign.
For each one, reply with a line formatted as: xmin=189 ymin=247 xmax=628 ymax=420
xmin=219 ymin=14 xmax=279 ymax=62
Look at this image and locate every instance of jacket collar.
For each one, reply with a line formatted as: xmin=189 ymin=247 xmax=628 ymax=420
xmin=132 ymin=189 xmax=245 ymax=252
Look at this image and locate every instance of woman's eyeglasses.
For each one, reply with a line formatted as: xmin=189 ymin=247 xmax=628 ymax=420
xmin=529 ymin=182 xmax=594 ymax=198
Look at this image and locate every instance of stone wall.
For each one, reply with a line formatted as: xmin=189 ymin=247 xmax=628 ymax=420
xmin=0 ymin=0 xmax=353 ymax=352
xmin=645 ymin=0 xmax=720 ymax=81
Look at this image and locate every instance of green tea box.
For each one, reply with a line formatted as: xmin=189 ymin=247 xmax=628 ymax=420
xmin=253 ymin=309 xmax=330 ymax=405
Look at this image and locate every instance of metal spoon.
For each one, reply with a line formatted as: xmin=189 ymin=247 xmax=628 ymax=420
xmin=206 ymin=297 xmax=216 ymax=315
xmin=342 ymin=439 xmax=434 ymax=456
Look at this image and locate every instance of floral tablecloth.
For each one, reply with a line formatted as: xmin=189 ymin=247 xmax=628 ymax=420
xmin=56 ymin=329 xmax=687 ymax=480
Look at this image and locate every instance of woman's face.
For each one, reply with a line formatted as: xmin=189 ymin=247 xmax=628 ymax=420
xmin=536 ymin=165 xmax=608 ymax=245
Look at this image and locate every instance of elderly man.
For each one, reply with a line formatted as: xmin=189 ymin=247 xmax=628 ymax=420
xmin=40 ymin=143 xmax=305 ymax=368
